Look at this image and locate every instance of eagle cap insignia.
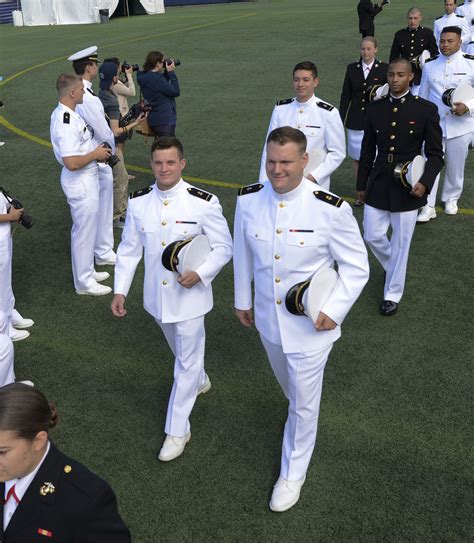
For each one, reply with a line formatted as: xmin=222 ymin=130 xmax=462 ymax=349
xmin=40 ymin=482 xmax=56 ymax=496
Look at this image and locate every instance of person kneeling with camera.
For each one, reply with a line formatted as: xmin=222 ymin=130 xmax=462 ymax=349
xmin=137 ymin=51 xmax=180 ymax=138
xmin=99 ymin=62 xmax=147 ymax=228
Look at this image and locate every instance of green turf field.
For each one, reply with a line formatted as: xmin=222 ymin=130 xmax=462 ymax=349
xmin=0 ymin=0 xmax=472 ymax=540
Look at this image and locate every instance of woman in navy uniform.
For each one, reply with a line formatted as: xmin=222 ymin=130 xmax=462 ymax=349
xmin=339 ymin=37 xmax=388 ymax=203
xmin=0 ymin=383 xmax=131 ymax=543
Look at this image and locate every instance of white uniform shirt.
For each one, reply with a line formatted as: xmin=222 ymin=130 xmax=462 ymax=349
xmin=233 ymin=180 xmax=369 ymax=354
xmin=433 ymin=13 xmax=471 ymax=50
xmin=0 ymin=192 xmax=11 ymax=244
xmin=456 ymin=1 xmax=474 ymax=39
xmin=76 ymin=80 xmax=115 ymax=150
xmin=258 ymin=95 xmax=346 ymax=186
xmin=50 ymin=103 xmax=97 ymax=174
xmin=114 ymin=179 xmax=232 ymax=323
xmin=419 ymin=50 xmax=474 ymax=138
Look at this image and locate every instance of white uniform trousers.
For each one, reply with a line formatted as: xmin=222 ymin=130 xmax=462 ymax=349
xmin=94 ymin=163 xmax=115 ymax=262
xmin=155 ymin=315 xmax=206 ymax=437
xmin=363 ymin=205 xmax=418 ymax=303
xmin=0 ymin=334 xmax=14 ymax=387
xmin=61 ymin=169 xmax=100 ymax=291
xmin=427 ymin=133 xmax=471 ymax=207
xmin=0 ymin=237 xmax=14 ymax=335
xmin=260 ymin=335 xmax=332 ymax=481
xmin=347 ymin=129 xmax=364 ymax=161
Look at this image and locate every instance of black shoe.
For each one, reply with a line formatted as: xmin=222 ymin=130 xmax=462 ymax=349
xmin=380 ymin=300 xmax=398 ymax=316
xmin=353 ymin=199 xmax=364 ymax=208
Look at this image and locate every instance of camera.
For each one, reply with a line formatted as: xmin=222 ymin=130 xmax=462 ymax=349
xmin=119 ymin=99 xmax=152 ymax=128
xmin=165 ymin=58 xmax=181 ymax=67
xmin=0 ymin=187 xmax=33 ymax=229
xmin=101 ymin=142 xmax=120 ymax=168
xmin=121 ymin=61 xmax=139 ymax=72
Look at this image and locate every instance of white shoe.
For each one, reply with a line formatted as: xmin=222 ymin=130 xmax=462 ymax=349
xmin=76 ymin=283 xmax=112 ymax=296
xmin=158 ymin=432 xmax=191 ymax=462
xmin=11 ymin=309 xmax=34 ymax=329
xmin=93 ymin=271 xmax=110 ymax=282
xmin=10 ymin=327 xmax=30 ymax=342
xmin=18 ymin=380 xmax=34 ymax=387
xmin=444 ymin=200 xmax=458 ymax=215
xmin=95 ymin=254 xmax=116 ymax=266
xmin=197 ymin=374 xmax=211 ymax=396
xmin=416 ymin=205 xmax=437 ymax=223
xmin=269 ymin=476 xmax=306 ymax=512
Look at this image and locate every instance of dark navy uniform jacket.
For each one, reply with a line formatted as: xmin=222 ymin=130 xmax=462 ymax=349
xmin=339 ymin=59 xmax=388 ymax=130
xmin=137 ymin=70 xmax=180 ymax=128
xmin=390 ymin=26 xmax=439 ymax=86
xmin=357 ymin=0 xmax=383 ymax=36
xmin=357 ymin=93 xmax=444 ymax=212
xmin=0 ymin=443 xmax=131 ymax=543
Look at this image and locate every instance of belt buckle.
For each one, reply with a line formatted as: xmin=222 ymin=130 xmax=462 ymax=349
xmin=388 ymin=153 xmax=393 ymax=163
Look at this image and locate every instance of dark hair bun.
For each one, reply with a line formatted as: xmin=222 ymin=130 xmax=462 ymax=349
xmin=49 ymin=402 xmax=59 ymax=429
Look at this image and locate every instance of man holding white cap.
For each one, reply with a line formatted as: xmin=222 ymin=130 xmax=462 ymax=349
xmin=68 ymin=46 xmax=116 ymax=267
xmin=234 ymin=126 xmax=369 ymax=512
xmin=434 ymin=0 xmax=471 ymax=49
xmin=418 ymin=26 xmax=474 ymax=220
xmin=111 ymin=136 xmax=232 ymax=462
xmin=357 ymin=59 xmax=444 ymax=315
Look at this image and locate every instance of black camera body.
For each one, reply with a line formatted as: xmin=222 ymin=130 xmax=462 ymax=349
xmin=0 ymin=187 xmax=33 ymax=229
xmin=119 ymin=99 xmax=152 ymax=128
xmin=165 ymin=58 xmax=181 ymax=67
xmin=101 ymin=142 xmax=120 ymax=168
xmin=121 ymin=61 xmax=139 ymax=72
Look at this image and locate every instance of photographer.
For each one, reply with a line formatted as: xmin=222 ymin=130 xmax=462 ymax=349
xmin=99 ymin=61 xmax=147 ymax=228
xmin=137 ymin=51 xmax=180 ymax=138
xmin=357 ymin=0 xmax=388 ymax=37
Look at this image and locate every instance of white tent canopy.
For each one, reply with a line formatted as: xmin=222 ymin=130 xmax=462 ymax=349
xmin=20 ymin=0 xmax=164 ymax=26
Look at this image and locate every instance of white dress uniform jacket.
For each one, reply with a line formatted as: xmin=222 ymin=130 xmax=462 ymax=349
xmin=258 ymin=95 xmax=346 ymax=189
xmin=77 ymin=80 xmax=115 ymax=150
xmin=234 ymin=180 xmax=369 ymax=354
xmin=456 ymin=1 xmax=474 ymax=39
xmin=114 ymin=180 xmax=232 ymax=323
xmin=419 ymin=50 xmax=474 ymax=138
xmin=433 ymin=13 xmax=471 ymax=49
xmin=0 ymin=193 xmax=14 ymax=335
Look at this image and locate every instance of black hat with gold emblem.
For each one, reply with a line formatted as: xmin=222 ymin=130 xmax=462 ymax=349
xmin=442 ymin=82 xmax=474 ymax=108
xmin=162 ymin=235 xmax=211 ymax=274
xmin=393 ymin=155 xmax=426 ymax=190
xmin=285 ymin=268 xmax=338 ymax=321
xmin=366 ymin=82 xmax=389 ymax=102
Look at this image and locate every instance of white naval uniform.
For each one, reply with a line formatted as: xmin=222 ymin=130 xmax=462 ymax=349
xmin=233 ymin=180 xmax=369 ymax=480
xmin=419 ymin=50 xmax=474 ymax=205
xmin=0 ymin=193 xmax=14 ymax=335
xmin=433 ymin=13 xmax=471 ymax=50
xmin=456 ymin=1 xmax=474 ymax=40
xmin=258 ymin=95 xmax=346 ymax=189
xmin=114 ymin=179 xmax=232 ymax=437
xmin=50 ymin=102 xmax=101 ymax=291
xmin=76 ymin=80 xmax=115 ymax=263
xmin=0 ymin=333 xmax=14 ymax=387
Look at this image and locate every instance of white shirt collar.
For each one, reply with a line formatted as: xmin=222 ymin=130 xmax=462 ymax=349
xmin=295 ymin=94 xmax=316 ymax=107
xmin=270 ymin=177 xmax=306 ymax=202
xmin=83 ymin=79 xmax=93 ymax=90
xmin=443 ymin=49 xmax=464 ymax=61
xmin=154 ymin=177 xmax=184 ymax=199
xmin=363 ymin=59 xmax=375 ymax=71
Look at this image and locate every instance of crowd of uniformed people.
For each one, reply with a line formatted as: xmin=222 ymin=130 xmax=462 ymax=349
xmin=0 ymin=2 xmax=473 ymax=538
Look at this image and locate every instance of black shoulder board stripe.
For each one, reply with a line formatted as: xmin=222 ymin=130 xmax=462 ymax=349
xmin=317 ymin=101 xmax=334 ymax=112
xmin=425 ymin=55 xmax=438 ymax=63
xmin=63 ymin=112 xmax=70 ymax=124
xmin=456 ymin=14 xmax=465 ymax=17
xmin=187 ymin=187 xmax=212 ymax=201
xmin=130 ymin=186 xmax=152 ymax=199
xmin=463 ymin=54 xmax=474 ymax=60
xmin=276 ymin=98 xmax=294 ymax=106
xmin=87 ymin=88 xmax=96 ymax=96
xmin=313 ymin=190 xmax=343 ymax=208
xmin=238 ymin=183 xmax=264 ymax=196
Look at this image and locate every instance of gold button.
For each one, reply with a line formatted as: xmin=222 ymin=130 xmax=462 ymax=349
xmin=276 ymin=299 xmax=282 ymax=305
xmin=391 ymin=122 xmax=396 ymax=126
xmin=410 ymin=130 xmax=413 ymax=134
xmin=390 ymin=135 xmax=395 ymax=140
xmin=163 ymin=200 xmax=169 ymax=206
xmin=299 ymin=108 xmax=304 ymax=113
xmin=389 ymin=146 xmax=395 ymax=151
xmin=64 ymin=465 xmax=72 ymax=474
xmin=161 ymin=241 xmax=166 ymax=247
xmin=275 ymin=277 xmax=281 ymax=283
xmin=279 ymin=202 xmax=286 ymax=208
xmin=162 ymin=280 xmax=168 ymax=286
xmin=299 ymin=241 xmax=304 ymax=245
xmin=361 ymin=107 xmax=365 ymax=111
xmin=411 ymin=40 xmax=414 ymax=43
xmin=363 ymin=82 xmax=366 ymax=86
xmin=362 ymin=99 xmax=365 ymax=103
xmin=410 ymin=46 xmax=414 ymax=50
xmin=276 ymin=228 xmax=282 ymax=234
xmin=274 ymin=254 xmax=280 ymax=260
xmin=161 ymin=220 xmax=167 ymax=226
xmin=393 ymin=107 xmax=398 ymax=112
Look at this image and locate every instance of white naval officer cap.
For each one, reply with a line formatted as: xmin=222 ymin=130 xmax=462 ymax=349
xmin=285 ymin=268 xmax=339 ymax=323
xmin=162 ymin=235 xmax=212 ymax=275
xmin=68 ymin=46 xmax=99 ymax=63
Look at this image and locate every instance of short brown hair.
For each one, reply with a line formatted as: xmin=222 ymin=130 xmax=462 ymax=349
xmin=266 ymin=126 xmax=307 ymax=155
xmin=143 ymin=51 xmax=164 ymax=72
xmin=56 ymin=73 xmax=82 ymax=96
xmin=151 ymin=136 xmax=184 ymax=159
xmin=388 ymin=58 xmax=413 ymax=73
